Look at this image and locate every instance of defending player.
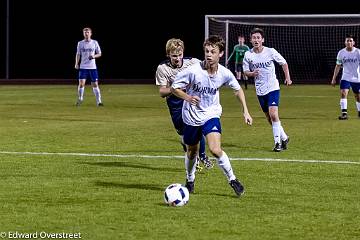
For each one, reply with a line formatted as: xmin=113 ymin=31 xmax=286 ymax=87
xmin=171 ymin=35 xmax=252 ymax=197
xmin=331 ymin=34 xmax=360 ymax=120
xmin=155 ymin=38 xmax=213 ymax=171
xmin=243 ymin=27 xmax=291 ymax=152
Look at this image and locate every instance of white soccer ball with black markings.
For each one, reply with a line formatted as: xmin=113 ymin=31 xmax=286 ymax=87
xmin=164 ymin=183 xmax=189 ymax=207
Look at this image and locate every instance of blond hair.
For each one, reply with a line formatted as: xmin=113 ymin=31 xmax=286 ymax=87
xmin=83 ymin=27 xmax=92 ymax=32
xmin=165 ymin=38 xmax=184 ymax=56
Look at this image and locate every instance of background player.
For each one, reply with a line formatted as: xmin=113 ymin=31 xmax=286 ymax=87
xmin=226 ymin=35 xmax=250 ymax=89
xmin=75 ymin=27 xmax=103 ymax=106
xmin=243 ymin=28 xmax=291 ymax=152
xmin=331 ymin=34 xmax=360 ymax=120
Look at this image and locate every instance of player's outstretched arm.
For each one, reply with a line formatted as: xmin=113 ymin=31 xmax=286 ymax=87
xmin=234 ymin=89 xmax=252 ymax=125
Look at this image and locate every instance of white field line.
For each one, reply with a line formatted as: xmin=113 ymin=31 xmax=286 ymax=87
xmin=0 ymin=151 xmax=359 ymax=165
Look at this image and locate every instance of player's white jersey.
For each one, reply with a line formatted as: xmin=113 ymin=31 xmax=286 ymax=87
xmin=172 ymin=62 xmax=241 ymax=126
xmin=76 ymin=39 xmax=101 ymax=69
xmin=336 ymin=47 xmax=360 ymax=83
xmin=243 ymin=47 xmax=287 ymax=96
xmin=155 ymin=58 xmax=200 ymax=87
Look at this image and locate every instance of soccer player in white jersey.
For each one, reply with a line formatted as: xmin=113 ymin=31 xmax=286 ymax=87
xmin=74 ymin=27 xmax=103 ymax=106
xmin=243 ymin=28 xmax=292 ymax=152
xmin=171 ymin=35 xmax=252 ymax=197
xmin=331 ymin=34 xmax=360 ymax=120
xmin=155 ymin=38 xmax=212 ymax=171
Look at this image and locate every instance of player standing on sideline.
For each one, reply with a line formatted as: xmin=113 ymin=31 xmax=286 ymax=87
xmin=243 ymin=27 xmax=291 ymax=152
xmin=155 ymin=38 xmax=213 ymax=172
xmin=171 ymin=35 xmax=252 ymax=197
xmin=226 ymin=35 xmax=250 ymax=89
xmin=75 ymin=27 xmax=103 ymax=107
xmin=331 ymin=34 xmax=360 ymax=120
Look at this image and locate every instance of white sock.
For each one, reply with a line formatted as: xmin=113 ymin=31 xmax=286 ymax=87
xmin=185 ymin=153 xmax=197 ymax=182
xmin=356 ymin=101 xmax=360 ymax=112
xmin=340 ymin=99 xmax=347 ymax=112
xmin=92 ymin=87 xmax=102 ymax=104
xmin=78 ymin=87 xmax=84 ymax=100
xmin=180 ymin=135 xmax=187 ymax=152
xmin=216 ymin=151 xmax=236 ymax=181
xmin=272 ymin=121 xmax=281 ymax=144
xmin=279 ymin=124 xmax=288 ymax=141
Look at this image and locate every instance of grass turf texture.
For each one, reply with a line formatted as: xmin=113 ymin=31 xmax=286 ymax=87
xmin=0 ymin=84 xmax=359 ymax=240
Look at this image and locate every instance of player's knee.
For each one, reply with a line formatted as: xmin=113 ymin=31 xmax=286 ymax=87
xmin=209 ymin=147 xmax=222 ymax=158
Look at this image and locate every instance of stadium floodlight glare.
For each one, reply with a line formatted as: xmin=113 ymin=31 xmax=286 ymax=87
xmin=205 ymin=14 xmax=360 ymax=83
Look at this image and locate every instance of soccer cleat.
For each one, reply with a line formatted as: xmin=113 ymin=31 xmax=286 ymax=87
xmin=273 ymin=142 xmax=282 ymax=152
xmin=281 ymin=137 xmax=290 ymax=150
xmin=195 ymin=157 xmax=204 ymax=173
xmin=75 ymin=99 xmax=82 ymax=106
xmin=199 ymin=154 xmax=214 ymax=169
xmin=185 ymin=180 xmax=195 ymax=194
xmin=338 ymin=114 xmax=348 ymax=120
xmin=358 ymin=112 xmax=360 ymax=118
xmin=97 ymin=102 xmax=104 ymax=107
xmin=229 ymin=179 xmax=245 ymax=197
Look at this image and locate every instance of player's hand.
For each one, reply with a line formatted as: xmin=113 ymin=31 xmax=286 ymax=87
xmin=187 ymin=95 xmax=200 ymax=106
xmin=331 ymin=79 xmax=336 ymax=87
xmin=252 ymin=69 xmax=260 ymax=78
xmin=243 ymin=112 xmax=252 ymax=126
xmin=74 ymin=64 xmax=79 ymax=69
xmin=284 ymin=78 xmax=292 ymax=86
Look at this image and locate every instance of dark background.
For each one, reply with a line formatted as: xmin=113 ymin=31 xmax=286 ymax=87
xmin=0 ymin=1 xmax=357 ymax=80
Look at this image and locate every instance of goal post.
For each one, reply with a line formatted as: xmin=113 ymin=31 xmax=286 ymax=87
xmin=205 ymin=14 xmax=360 ymax=83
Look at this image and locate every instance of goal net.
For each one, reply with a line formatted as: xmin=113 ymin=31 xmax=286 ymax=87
xmin=205 ymin=14 xmax=360 ymax=83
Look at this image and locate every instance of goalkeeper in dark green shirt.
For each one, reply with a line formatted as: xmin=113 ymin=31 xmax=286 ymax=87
xmin=226 ymin=35 xmax=250 ymax=89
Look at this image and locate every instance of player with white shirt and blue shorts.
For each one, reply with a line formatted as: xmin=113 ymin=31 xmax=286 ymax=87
xmin=171 ymin=35 xmax=253 ymax=197
xmin=243 ymin=27 xmax=292 ymax=152
xmin=74 ymin=27 xmax=103 ymax=106
xmin=155 ymin=38 xmax=212 ymax=171
xmin=331 ymin=34 xmax=360 ymax=120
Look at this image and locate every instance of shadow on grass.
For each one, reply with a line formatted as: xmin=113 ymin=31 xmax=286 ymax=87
xmin=95 ymin=181 xmax=164 ymax=191
xmin=80 ymin=161 xmax=181 ymax=172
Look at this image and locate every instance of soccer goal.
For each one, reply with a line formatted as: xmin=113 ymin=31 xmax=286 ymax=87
xmin=205 ymin=14 xmax=360 ymax=83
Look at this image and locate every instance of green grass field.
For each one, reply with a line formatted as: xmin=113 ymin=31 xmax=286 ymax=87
xmin=0 ymin=84 xmax=359 ymax=240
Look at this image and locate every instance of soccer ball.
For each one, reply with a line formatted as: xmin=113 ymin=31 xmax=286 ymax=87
xmin=164 ymin=183 xmax=189 ymax=207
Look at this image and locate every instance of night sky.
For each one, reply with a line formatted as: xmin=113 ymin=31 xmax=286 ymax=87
xmin=0 ymin=0 xmax=356 ymax=80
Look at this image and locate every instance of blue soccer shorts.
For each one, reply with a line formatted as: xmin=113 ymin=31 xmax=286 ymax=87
xmin=257 ymin=90 xmax=280 ymax=113
xmin=183 ymin=118 xmax=222 ymax=146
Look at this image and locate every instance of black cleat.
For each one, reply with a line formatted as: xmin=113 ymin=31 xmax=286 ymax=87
xmin=273 ymin=142 xmax=282 ymax=152
xmin=358 ymin=112 xmax=360 ymax=118
xmin=185 ymin=180 xmax=195 ymax=194
xmin=281 ymin=137 xmax=290 ymax=150
xmin=338 ymin=114 xmax=348 ymax=120
xmin=75 ymin=99 xmax=83 ymax=106
xmin=229 ymin=179 xmax=245 ymax=197
xmin=97 ymin=102 xmax=104 ymax=107
xmin=199 ymin=154 xmax=214 ymax=169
